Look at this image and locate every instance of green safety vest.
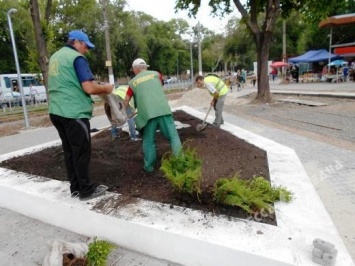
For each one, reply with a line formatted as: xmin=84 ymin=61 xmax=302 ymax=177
xmin=128 ymin=70 xmax=171 ymax=130
xmin=48 ymin=47 xmax=93 ymax=119
xmin=113 ymin=85 xmax=134 ymax=108
xmin=205 ymin=75 xmax=229 ymax=97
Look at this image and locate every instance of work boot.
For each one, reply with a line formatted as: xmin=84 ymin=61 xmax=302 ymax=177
xmin=79 ymin=185 xmax=107 ymax=201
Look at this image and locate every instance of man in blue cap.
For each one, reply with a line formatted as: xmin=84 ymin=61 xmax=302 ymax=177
xmin=48 ymin=30 xmax=114 ymax=200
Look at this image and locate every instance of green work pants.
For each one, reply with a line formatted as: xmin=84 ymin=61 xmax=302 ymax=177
xmin=142 ymin=115 xmax=182 ymax=172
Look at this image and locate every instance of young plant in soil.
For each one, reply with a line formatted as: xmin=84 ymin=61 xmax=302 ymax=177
xmin=86 ymin=237 xmax=116 ymax=266
xmin=213 ymin=176 xmax=293 ymax=214
xmin=160 ymin=144 xmax=202 ymax=198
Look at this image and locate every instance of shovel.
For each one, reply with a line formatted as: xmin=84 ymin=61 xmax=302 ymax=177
xmin=196 ymin=105 xmax=212 ymax=132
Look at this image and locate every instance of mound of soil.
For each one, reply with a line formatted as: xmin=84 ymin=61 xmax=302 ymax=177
xmin=0 ymin=110 xmax=272 ymax=224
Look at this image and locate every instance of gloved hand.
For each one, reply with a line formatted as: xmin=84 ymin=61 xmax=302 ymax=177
xmin=211 ymin=98 xmax=217 ymax=110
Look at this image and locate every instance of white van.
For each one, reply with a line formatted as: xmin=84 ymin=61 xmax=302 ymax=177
xmin=0 ymin=73 xmax=47 ymax=107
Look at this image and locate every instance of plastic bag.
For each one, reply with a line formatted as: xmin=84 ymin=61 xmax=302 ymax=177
xmin=42 ymin=240 xmax=88 ymax=266
xmin=100 ymin=93 xmax=127 ymax=126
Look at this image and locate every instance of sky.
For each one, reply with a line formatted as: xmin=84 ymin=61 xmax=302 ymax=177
xmin=124 ymin=0 xmax=240 ymax=33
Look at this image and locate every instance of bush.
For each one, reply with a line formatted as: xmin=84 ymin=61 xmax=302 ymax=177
xmin=160 ymin=145 xmax=202 ymax=196
xmin=213 ymin=176 xmax=293 ymax=214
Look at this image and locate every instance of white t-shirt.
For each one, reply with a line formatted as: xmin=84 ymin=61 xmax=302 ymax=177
xmin=205 ymin=82 xmax=217 ymax=94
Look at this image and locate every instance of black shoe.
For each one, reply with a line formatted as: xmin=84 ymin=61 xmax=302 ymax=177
xmin=79 ymin=185 xmax=107 ymax=201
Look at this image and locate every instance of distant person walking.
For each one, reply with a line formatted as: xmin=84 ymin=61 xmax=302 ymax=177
xmin=343 ymin=65 xmax=349 ymax=82
xmin=292 ymin=65 xmax=299 ymax=83
xmin=124 ymin=58 xmax=182 ymax=173
xmin=48 ymin=30 xmax=114 ymax=200
xmin=270 ymin=68 xmax=277 ymax=81
xmin=195 ymin=74 xmax=228 ymax=128
xmin=29 ymin=83 xmax=39 ymax=105
xmin=241 ymin=69 xmax=247 ymax=88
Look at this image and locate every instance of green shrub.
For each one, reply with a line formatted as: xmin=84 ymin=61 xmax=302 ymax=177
xmin=250 ymin=177 xmax=293 ymax=202
xmin=160 ymin=145 xmax=202 ymax=196
xmin=86 ymin=237 xmax=116 ymax=266
xmin=213 ymin=176 xmax=293 ymax=214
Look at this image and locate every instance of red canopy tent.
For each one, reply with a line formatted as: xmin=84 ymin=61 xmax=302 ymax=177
xmin=270 ymin=61 xmax=288 ymax=68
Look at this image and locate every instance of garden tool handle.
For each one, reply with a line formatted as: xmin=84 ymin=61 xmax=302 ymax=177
xmin=127 ymin=111 xmax=137 ymax=119
xmin=202 ymin=105 xmax=212 ymax=124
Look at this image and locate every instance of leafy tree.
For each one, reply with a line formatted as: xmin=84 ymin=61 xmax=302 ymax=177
xmin=300 ymin=1 xmax=355 ymax=52
xmin=201 ymin=33 xmax=226 ymax=73
xmin=175 ymin=0 xmax=315 ymax=102
xmin=29 ymin=0 xmax=51 ymax=95
xmin=224 ymin=17 xmax=256 ymax=71
xmin=0 ymin=0 xmax=34 ymax=74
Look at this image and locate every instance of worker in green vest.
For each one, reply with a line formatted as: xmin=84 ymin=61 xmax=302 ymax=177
xmin=124 ymin=58 xmax=182 ymax=173
xmin=48 ymin=30 xmax=114 ymax=200
xmin=195 ymin=74 xmax=229 ymax=128
xmin=109 ymin=85 xmax=140 ymax=141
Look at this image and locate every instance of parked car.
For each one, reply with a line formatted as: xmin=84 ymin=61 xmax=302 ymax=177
xmin=0 ymin=91 xmax=21 ymax=108
xmin=164 ymin=77 xmax=178 ymax=84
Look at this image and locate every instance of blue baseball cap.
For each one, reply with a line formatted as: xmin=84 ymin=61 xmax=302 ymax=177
xmin=68 ymin=30 xmax=95 ymax=49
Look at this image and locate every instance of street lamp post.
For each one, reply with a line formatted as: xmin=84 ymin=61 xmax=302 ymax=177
xmin=7 ymin=8 xmax=30 ymax=128
xmin=328 ymin=27 xmax=333 ymax=73
xmin=196 ymin=22 xmax=203 ymax=76
xmin=190 ymin=42 xmax=194 ymax=81
xmin=101 ymin=0 xmax=114 ymax=85
xmin=198 ymin=39 xmax=202 ymax=76
xmin=176 ymin=52 xmax=179 ymax=79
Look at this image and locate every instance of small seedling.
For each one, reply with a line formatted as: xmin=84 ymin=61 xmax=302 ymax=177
xmin=86 ymin=237 xmax=116 ymax=266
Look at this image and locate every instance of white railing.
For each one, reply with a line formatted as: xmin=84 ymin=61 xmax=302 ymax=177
xmin=163 ymin=79 xmax=193 ymax=90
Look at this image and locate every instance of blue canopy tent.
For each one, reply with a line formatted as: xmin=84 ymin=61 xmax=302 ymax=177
xmin=289 ymin=49 xmax=341 ymax=63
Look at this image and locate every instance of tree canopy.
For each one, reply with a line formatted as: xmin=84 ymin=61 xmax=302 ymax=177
xmin=1 ymin=0 xmax=354 ymax=94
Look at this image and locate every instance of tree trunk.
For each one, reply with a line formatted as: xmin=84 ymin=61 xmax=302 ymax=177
xmin=254 ymin=32 xmax=272 ymax=103
xmin=232 ymin=0 xmax=280 ymax=103
xmin=29 ymin=0 xmax=49 ymax=100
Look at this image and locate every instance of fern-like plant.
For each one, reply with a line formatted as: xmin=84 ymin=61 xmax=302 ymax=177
xmin=160 ymin=144 xmax=202 ymax=197
xmin=86 ymin=237 xmax=116 ymax=266
xmin=213 ymin=176 xmax=293 ymax=214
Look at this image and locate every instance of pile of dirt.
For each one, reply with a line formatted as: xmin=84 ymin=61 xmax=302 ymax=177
xmin=0 ymin=110 xmax=273 ymax=224
xmin=169 ymin=88 xmax=252 ymax=109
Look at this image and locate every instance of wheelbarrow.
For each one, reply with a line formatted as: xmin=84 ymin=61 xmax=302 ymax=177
xmin=196 ymin=105 xmax=212 ymax=132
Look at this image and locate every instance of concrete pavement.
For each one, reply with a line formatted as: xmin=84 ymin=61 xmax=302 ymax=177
xmin=0 ymin=80 xmax=354 ymax=264
xmin=0 ymin=115 xmax=179 ymax=265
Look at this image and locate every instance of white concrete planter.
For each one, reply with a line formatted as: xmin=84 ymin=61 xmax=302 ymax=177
xmin=0 ymin=106 xmax=353 ymax=266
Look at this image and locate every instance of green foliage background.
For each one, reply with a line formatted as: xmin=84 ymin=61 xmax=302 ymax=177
xmin=0 ymin=0 xmax=354 ymax=79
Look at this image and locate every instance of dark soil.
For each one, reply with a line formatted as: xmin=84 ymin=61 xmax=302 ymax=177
xmin=0 ymin=110 xmax=272 ymax=224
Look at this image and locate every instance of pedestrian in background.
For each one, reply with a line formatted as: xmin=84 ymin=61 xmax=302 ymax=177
xmin=124 ymin=58 xmax=182 ymax=173
xmin=342 ymin=65 xmax=349 ymax=82
xmin=270 ymin=68 xmax=277 ymax=81
xmin=236 ymin=70 xmax=243 ymax=90
xmin=195 ymin=74 xmax=229 ymax=127
xmin=48 ymin=30 xmax=114 ymax=200
xmin=241 ymin=69 xmax=247 ymax=88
